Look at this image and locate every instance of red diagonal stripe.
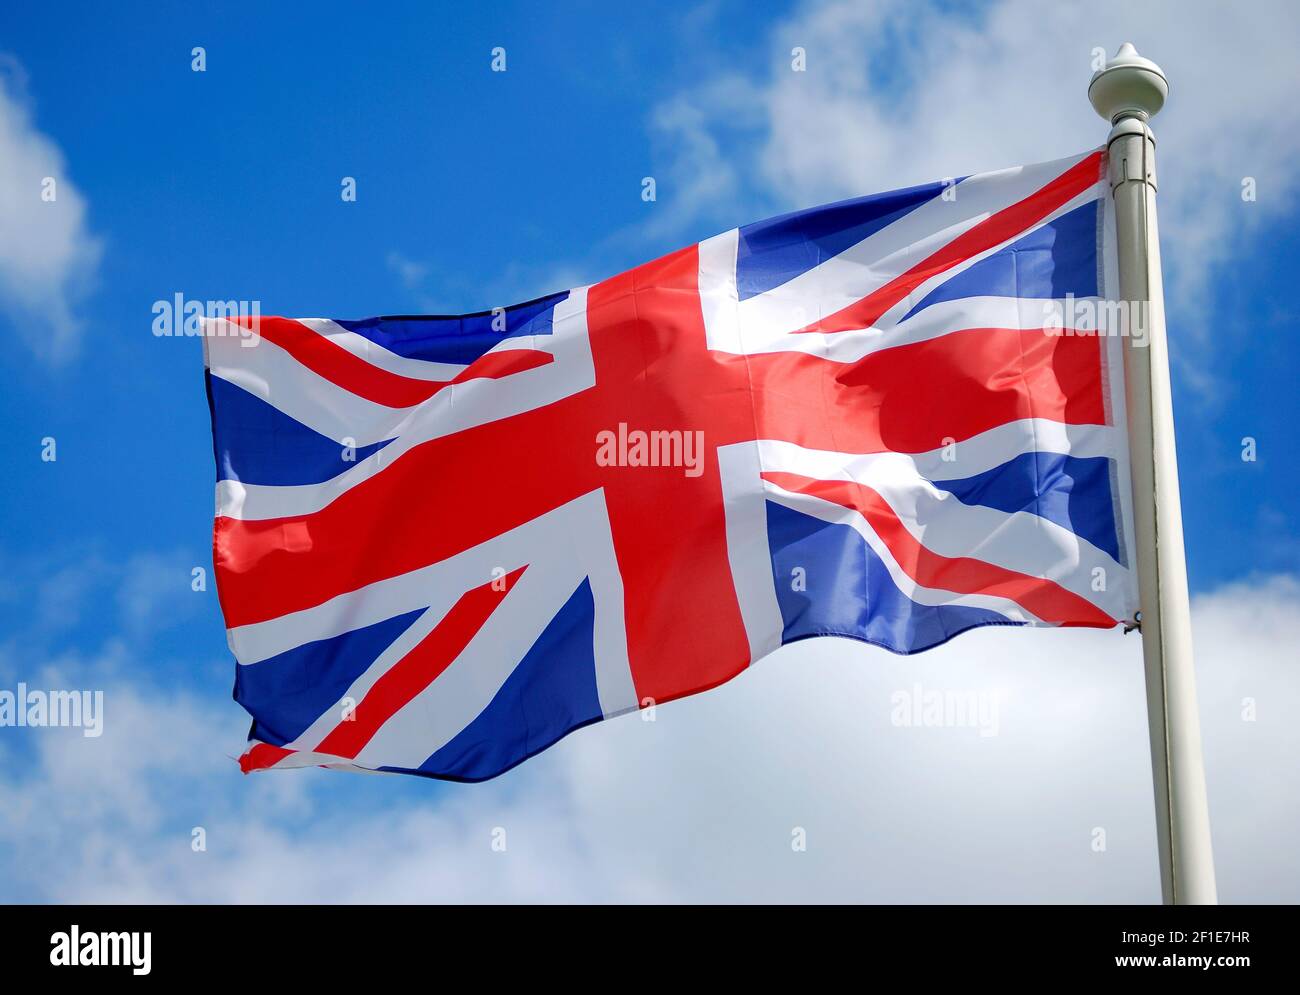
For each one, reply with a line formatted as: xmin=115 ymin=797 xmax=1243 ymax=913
xmin=763 ymin=471 xmax=1114 ymax=627
xmin=239 ymin=741 xmax=294 ymax=773
xmin=312 ymin=566 xmax=527 ymax=760
xmin=239 ymin=567 xmax=526 ymax=773
xmin=446 ymin=348 xmax=553 ymax=390
xmin=795 ymin=151 xmax=1103 ymax=335
xmin=234 ymin=316 xmax=551 ymax=407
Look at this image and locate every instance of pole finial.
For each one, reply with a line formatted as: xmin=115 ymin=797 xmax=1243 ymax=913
xmin=1089 ymin=42 xmax=1168 ymax=124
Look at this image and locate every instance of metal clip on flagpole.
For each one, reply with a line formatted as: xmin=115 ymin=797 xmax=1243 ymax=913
xmin=1089 ymin=43 xmax=1217 ymax=905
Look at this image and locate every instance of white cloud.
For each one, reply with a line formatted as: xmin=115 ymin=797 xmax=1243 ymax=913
xmin=0 ymin=57 xmax=102 ymax=365
xmin=0 ymin=547 xmax=198 ymax=653
xmin=385 ymin=247 xmax=592 ymax=314
xmin=114 ymin=550 xmax=203 ymax=637
xmin=636 ymin=81 xmax=747 ymax=243
xmin=385 ymin=250 xmax=429 ymax=292
xmin=1 ymin=576 xmax=1294 ymax=902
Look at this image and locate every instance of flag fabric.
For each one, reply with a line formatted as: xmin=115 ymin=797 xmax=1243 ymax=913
xmin=204 ymin=148 xmax=1138 ymax=782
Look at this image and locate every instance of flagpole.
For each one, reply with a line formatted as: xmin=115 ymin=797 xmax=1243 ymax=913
xmin=1089 ymin=44 xmax=1217 ymax=904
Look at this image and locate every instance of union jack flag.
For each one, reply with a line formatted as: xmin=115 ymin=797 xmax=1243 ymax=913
xmin=204 ymin=148 xmax=1137 ymax=781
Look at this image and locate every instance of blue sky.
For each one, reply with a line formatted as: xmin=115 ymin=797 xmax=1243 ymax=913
xmin=1 ymin=0 xmax=1297 ymax=902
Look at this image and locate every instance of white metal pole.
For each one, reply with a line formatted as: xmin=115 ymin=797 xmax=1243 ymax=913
xmin=1089 ymin=43 xmax=1217 ymax=904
